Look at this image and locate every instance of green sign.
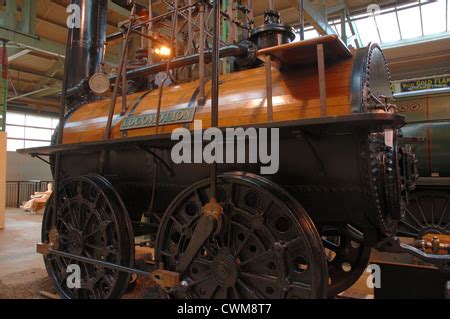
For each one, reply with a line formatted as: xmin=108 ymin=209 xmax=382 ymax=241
xmin=120 ymin=107 xmax=196 ymax=131
xmin=400 ymin=75 xmax=450 ymax=92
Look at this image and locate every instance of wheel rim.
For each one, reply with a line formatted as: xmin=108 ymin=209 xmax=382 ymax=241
xmin=42 ymin=174 xmax=134 ymax=299
xmin=156 ymin=173 xmax=328 ymax=299
xmin=322 ymin=225 xmax=370 ymax=298
xmin=398 ymin=191 xmax=450 ymax=238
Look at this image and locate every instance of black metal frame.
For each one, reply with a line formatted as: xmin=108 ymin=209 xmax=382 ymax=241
xmin=18 ymin=113 xmax=406 ymax=157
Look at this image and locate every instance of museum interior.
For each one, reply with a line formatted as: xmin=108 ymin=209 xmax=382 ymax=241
xmin=0 ymin=0 xmax=449 ymax=300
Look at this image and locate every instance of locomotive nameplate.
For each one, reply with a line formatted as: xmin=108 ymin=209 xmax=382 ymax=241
xmin=120 ymin=108 xmax=196 ymax=131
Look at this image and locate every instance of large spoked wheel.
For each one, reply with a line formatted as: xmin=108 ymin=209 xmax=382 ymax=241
xmin=321 ymin=225 xmax=371 ymax=298
xmin=155 ymin=173 xmax=328 ymax=299
xmin=42 ymin=174 xmax=134 ymax=299
xmin=397 ymin=190 xmax=450 ymax=238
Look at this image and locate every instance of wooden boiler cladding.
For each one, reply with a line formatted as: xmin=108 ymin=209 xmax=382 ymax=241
xmin=62 ymin=37 xmax=388 ymax=144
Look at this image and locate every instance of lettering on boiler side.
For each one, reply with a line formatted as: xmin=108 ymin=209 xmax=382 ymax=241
xmin=120 ymin=108 xmax=196 ymax=131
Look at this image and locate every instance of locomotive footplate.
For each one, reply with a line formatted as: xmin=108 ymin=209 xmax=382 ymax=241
xmin=17 ymin=113 xmax=406 ymax=157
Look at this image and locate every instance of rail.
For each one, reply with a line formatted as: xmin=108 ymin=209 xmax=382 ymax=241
xmin=5 ymin=180 xmax=51 ymax=208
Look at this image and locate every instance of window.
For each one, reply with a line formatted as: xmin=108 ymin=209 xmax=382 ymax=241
xmin=354 ymin=17 xmax=380 ymax=46
xmin=448 ymin=0 xmax=450 ymax=31
xmin=345 ymin=0 xmax=448 ymax=47
xmin=421 ymin=0 xmax=447 ymax=35
xmin=397 ymin=6 xmax=423 ymax=39
xmin=5 ymin=112 xmax=58 ymax=152
xmin=376 ymin=12 xmax=401 ymax=43
xmin=303 ymin=28 xmax=319 ymax=40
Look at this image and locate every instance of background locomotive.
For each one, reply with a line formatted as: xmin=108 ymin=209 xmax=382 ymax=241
xmin=19 ymin=0 xmax=420 ymax=299
xmin=396 ymin=86 xmax=450 ymax=241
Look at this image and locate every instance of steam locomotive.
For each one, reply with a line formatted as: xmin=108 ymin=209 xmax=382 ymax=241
xmin=19 ymin=0 xmax=419 ymax=299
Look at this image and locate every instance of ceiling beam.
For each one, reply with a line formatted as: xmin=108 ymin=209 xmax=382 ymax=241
xmin=30 ymin=60 xmax=62 ymax=91
xmin=8 ymin=65 xmax=63 ymax=81
xmin=7 ymin=48 xmax=32 ymax=62
xmin=0 ymin=27 xmax=66 ymax=57
xmin=108 ymin=0 xmax=131 ymax=17
xmin=289 ymin=0 xmax=335 ymax=35
xmin=7 ymin=87 xmax=56 ymax=102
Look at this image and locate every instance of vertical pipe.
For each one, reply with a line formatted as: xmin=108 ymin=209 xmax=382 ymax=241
xmin=265 ymin=55 xmax=273 ymax=121
xmin=155 ymin=0 xmax=179 ymax=133
xmin=298 ymin=0 xmax=305 ymax=41
xmin=248 ymin=0 xmax=254 ymax=29
xmin=198 ymin=3 xmax=206 ymax=106
xmin=317 ymin=43 xmax=327 ymax=116
xmin=269 ymin=0 xmax=274 ymax=11
xmin=66 ymin=0 xmax=108 ymax=98
xmin=228 ymin=0 xmax=235 ymax=43
xmin=340 ymin=9 xmax=347 ymax=45
xmin=121 ymin=44 xmax=128 ymax=114
xmin=187 ymin=0 xmax=193 ymax=80
xmin=51 ymin=19 xmax=75 ymax=228
xmin=105 ymin=5 xmax=135 ymax=139
xmin=210 ymin=0 xmax=221 ymax=199
xmin=148 ymin=0 xmax=153 ymax=63
xmin=222 ymin=0 xmax=228 ymax=74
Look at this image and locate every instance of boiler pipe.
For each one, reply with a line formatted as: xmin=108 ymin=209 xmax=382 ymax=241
xmin=66 ymin=45 xmax=250 ymax=98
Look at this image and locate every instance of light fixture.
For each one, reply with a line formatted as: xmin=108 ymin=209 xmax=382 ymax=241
xmin=154 ymin=46 xmax=171 ymax=57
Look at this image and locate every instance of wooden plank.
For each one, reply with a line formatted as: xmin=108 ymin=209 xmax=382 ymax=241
xmin=256 ymin=35 xmax=352 ymax=68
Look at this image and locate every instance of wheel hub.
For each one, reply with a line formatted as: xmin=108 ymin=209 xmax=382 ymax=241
xmin=67 ymin=229 xmax=84 ymax=255
xmin=211 ymin=254 xmax=239 ymax=288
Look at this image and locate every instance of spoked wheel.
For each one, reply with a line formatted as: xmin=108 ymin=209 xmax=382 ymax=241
xmin=397 ymin=190 xmax=450 ymax=238
xmin=155 ymin=173 xmax=328 ymax=299
xmin=321 ymin=225 xmax=371 ymax=298
xmin=42 ymin=174 xmax=134 ymax=299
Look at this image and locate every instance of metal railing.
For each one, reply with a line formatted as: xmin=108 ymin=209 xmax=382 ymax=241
xmin=5 ymin=180 xmax=51 ymax=208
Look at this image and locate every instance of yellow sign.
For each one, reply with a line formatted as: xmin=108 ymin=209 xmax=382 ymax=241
xmin=400 ymin=75 xmax=450 ymax=92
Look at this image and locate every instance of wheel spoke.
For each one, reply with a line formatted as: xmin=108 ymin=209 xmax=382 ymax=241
xmin=437 ymin=200 xmax=449 ymax=226
xmin=232 ymin=285 xmax=241 ymax=298
xmin=192 ymin=258 xmax=212 ymax=266
xmin=237 ymin=278 xmax=264 ymax=299
xmin=399 ymin=219 xmax=420 ymax=233
xmin=190 ymin=275 xmax=213 ymax=287
xmin=405 ymin=208 xmax=425 ymax=229
xmin=204 ymin=284 xmax=220 ymax=299
xmin=240 ymin=272 xmax=278 ymax=284
xmin=239 ymin=250 xmax=272 ymax=267
xmin=415 ymin=198 xmax=429 ymax=226
xmin=233 ymin=229 xmax=255 ymax=258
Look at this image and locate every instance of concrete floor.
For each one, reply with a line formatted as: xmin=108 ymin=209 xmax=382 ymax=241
xmin=0 ymin=208 xmax=156 ymax=299
xmin=0 ymin=208 xmax=372 ymax=299
xmin=0 ymin=208 xmax=45 ymax=277
xmin=0 ymin=208 xmax=51 ymax=298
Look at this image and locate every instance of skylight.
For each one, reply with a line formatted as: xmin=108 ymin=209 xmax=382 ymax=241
xmin=331 ymin=0 xmax=449 ymax=47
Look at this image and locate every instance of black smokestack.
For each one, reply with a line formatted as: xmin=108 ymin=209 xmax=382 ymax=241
xmin=66 ymin=0 xmax=108 ymax=99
